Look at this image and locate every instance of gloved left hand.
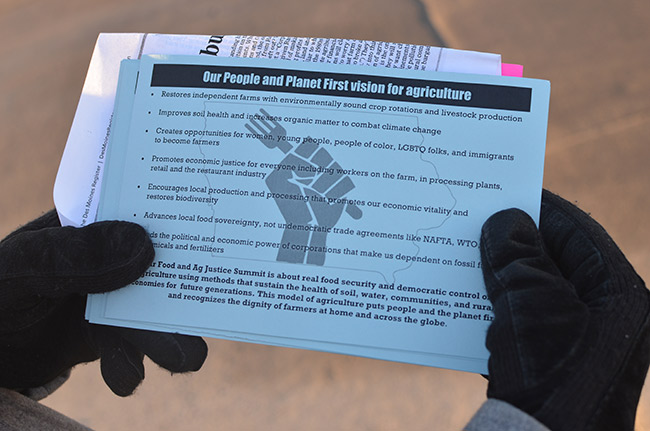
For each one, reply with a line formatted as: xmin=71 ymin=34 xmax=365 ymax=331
xmin=0 ymin=210 xmax=207 ymax=396
xmin=479 ymin=190 xmax=650 ymax=430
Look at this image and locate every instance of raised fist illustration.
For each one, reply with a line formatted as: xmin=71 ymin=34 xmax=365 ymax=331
xmin=245 ymin=109 xmax=362 ymax=265
xmin=266 ymin=140 xmax=362 ymax=264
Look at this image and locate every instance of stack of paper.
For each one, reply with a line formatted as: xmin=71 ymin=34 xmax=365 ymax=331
xmin=57 ymin=34 xmax=549 ymax=374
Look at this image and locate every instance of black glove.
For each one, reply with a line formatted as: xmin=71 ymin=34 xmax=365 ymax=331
xmin=480 ymin=190 xmax=650 ymax=431
xmin=0 ymin=210 xmax=207 ymax=396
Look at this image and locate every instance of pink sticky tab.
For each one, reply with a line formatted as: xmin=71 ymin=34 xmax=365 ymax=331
xmin=502 ymin=63 xmax=524 ymax=77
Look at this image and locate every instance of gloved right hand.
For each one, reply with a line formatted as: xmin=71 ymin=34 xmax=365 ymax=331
xmin=480 ymin=190 xmax=650 ymax=431
xmin=0 ymin=210 xmax=207 ymax=397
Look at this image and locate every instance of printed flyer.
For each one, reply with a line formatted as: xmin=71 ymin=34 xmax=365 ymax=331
xmin=87 ymin=55 xmax=550 ymax=373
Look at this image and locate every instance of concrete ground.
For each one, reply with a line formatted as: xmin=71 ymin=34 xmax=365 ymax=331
xmin=1 ymin=0 xmax=649 ymax=429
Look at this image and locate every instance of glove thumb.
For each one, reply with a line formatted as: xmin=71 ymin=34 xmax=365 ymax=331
xmin=0 ymin=213 xmax=154 ymax=304
xmin=480 ymin=208 xmax=589 ymax=408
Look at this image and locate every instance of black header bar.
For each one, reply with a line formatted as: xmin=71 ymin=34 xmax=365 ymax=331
xmin=150 ymin=64 xmax=532 ymax=112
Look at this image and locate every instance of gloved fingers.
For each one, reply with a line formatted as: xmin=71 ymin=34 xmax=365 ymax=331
xmin=480 ymin=208 xmax=589 ymax=383
xmin=117 ymin=327 xmax=208 ymax=373
xmin=91 ymin=325 xmax=145 ymax=397
xmin=539 ymin=189 xmax=645 ymax=301
xmin=0 ymin=220 xmax=154 ymax=303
